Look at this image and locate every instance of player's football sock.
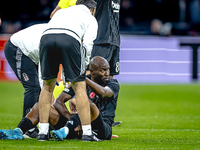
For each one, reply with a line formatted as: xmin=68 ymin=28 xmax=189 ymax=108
xmin=82 ymin=134 xmax=101 ymax=142
xmin=0 ymin=128 xmax=24 ymax=140
xmin=82 ymin=125 xmax=92 ymax=136
xmin=51 ymin=127 xmax=68 ymax=141
xmin=37 ymin=123 xmax=49 ymax=141
xmin=38 ymin=123 xmax=49 ymax=135
xmin=65 ymin=114 xmax=81 ymax=134
xmin=17 ymin=117 xmax=35 ymax=134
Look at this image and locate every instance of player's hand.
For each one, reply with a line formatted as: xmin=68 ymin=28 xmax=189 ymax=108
xmin=69 ymin=98 xmax=77 ymax=114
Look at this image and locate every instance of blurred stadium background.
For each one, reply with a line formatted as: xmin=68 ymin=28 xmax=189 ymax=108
xmin=0 ymin=0 xmax=200 ymax=84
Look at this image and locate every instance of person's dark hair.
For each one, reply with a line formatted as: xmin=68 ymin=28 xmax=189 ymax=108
xmin=76 ymin=0 xmax=97 ymax=10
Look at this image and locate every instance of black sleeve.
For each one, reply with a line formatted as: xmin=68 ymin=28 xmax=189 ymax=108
xmin=62 ymin=86 xmax=75 ymax=97
xmin=106 ymin=79 xmax=120 ymax=99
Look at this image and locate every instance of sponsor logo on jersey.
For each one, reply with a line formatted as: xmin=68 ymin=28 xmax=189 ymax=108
xmin=89 ymin=92 xmax=95 ymax=99
xmin=112 ymin=1 xmax=120 ymax=12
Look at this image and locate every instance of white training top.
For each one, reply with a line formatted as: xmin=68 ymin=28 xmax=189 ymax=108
xmin=10 ymin=23 xmax=47 ymax=88
xmin=10 ymin=24 xmax=47 ymax=65
xmin=43 ymin=4 xmax=98 ymax=66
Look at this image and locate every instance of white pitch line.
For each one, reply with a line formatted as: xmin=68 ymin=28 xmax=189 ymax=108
xmin=119 ymin=72 xmax=191 ymax=76
xmin=8 ymin=145 xmax=105 ymax=149
xmin=120 ymin=60 xmax=191 ymax=64
xmin=120 ymin=48 xmax=191 ymax=51
xmin=119 ymin=129 xmax=200 ymax=132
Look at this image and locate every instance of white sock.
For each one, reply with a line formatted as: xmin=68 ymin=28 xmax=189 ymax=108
xmin=39 ymin=122 xmax=49 ymax=135
xmin=82 ymin=125 xmax=92 ymax=136
xmin=63 ymin=127 xmax=69 ymax=135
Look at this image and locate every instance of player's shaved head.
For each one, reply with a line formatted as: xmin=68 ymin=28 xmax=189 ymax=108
xmin=89 ymin=56 xmax=110 ymax=85
xmin=89 ymin=56 xmax=109 ymax=70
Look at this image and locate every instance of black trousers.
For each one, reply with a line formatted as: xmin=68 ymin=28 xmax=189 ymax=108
xmin=4 ymin=40 xmax=41 ymax=118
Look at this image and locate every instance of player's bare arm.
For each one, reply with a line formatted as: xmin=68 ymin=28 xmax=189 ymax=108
xmin=53 ymin=92 xmax=72 ymax=119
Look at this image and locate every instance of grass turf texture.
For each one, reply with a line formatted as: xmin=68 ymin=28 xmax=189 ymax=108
xmin=0 ymin=82 xmax=200 ymax=149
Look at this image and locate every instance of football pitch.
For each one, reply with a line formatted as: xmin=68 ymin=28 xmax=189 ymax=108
xmin=0 ymin=82 xmax=200 ymax=149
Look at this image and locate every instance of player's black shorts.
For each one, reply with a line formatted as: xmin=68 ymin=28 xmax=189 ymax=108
xmin=91 ymin=113 xmax=112 ymax=140
xmin=91 ymin=44 xmax=120 ymax=76
xmin=40 ymin=33 xmax=86 ymax=82
xmin=63 ymin=113 xmax=112 ymax=140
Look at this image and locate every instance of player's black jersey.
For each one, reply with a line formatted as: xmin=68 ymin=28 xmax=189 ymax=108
xmin=63 ymin=78 xmax=120 ymax=125
xmin=86 ymin=78 xmax=120 ymax=125
xmin=94 ymin=0 xmax=121 ymax=47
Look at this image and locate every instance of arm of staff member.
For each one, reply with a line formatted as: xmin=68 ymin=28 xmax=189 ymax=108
xmin=50 ymin=0 xmax=77 ymax=18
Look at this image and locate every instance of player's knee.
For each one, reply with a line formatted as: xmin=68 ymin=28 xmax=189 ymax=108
xmin=90 ymin=102 xmax=99 ymax=121
xmin=72 ymin=81 xmax=86 ymax=92
xmin=43 ymin=79 xmax=56 ymax=92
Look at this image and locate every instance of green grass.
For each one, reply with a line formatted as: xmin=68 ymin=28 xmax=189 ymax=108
xmin=0 ymin=82 xmax=200 ymax=149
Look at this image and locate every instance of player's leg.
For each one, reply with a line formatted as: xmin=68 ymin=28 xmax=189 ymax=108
xmin=20 ymin=102 xmax=63 ymax=135
xmin=72 ymin=81 xmax=91 ymax=128
xmin=109 ymin=45 xmax=120 ymax=77
xmin=89 ymin=100 xmax=99 ymax=121
xmin=89 ymin=99 xmax=112 ymax=140
xmin=0 ymin=103 xmax=39 ymax=140
xmin=107 ymin=45 xmax=122 ymax=126
xmin=51 ymin=100 xmax=101 ymax=141
xmin=58 ymin=34 xmax=96 ymax=141
xmin=91 ymin=113 xmax=112 ymax=140
xmin=38 ymin=34 xmax=60 ymax=141
xmin=0 ymin=102 xmax=64 ymax=140
xmin=38 ymin=78 xmax=56 ymax=140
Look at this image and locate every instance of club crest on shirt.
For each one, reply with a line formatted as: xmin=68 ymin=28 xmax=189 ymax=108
xmin=89 ymin=92 xmax=95 ymax=99
xmin=64 ymin=88 xmax=70 ymax=92
xmin=22 ymin=73 xmax=29 ymax=81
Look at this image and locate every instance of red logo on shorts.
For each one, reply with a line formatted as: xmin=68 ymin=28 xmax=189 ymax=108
xmin=22 ymin=73 xmax=29 ymax=82
xmin=89 ymin=92 xmax=95 ymax=99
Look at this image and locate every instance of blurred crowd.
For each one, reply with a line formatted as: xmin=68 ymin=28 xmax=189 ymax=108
xmin=1 ymin=0 xmax=200 ymax=36
xmin=120 ymin=0 xmax=200 ymax=36
xmin=0 ymin=0 xmax=57 ymax=34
